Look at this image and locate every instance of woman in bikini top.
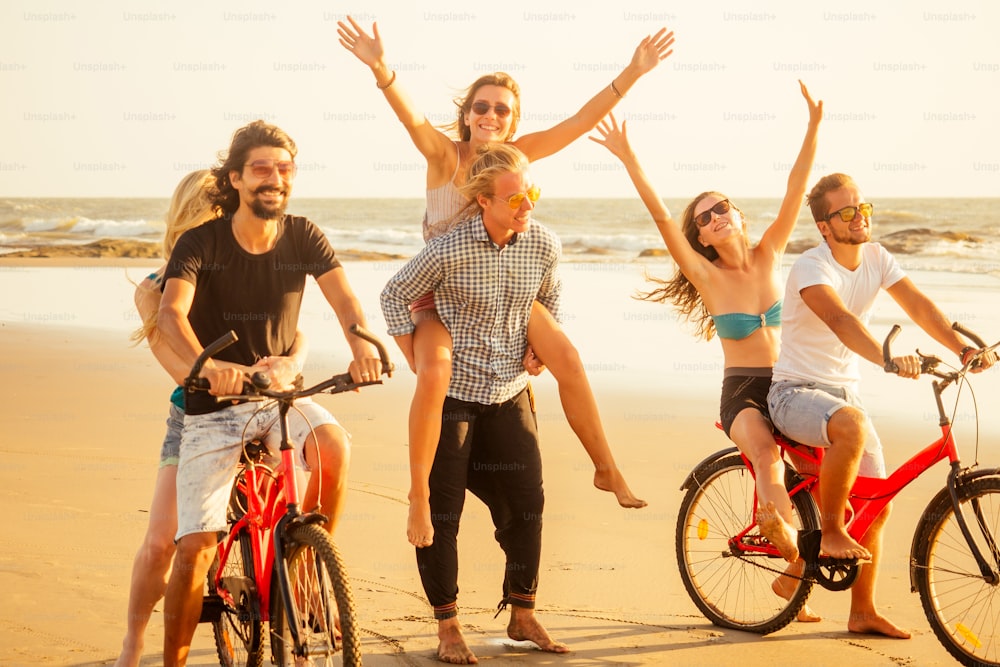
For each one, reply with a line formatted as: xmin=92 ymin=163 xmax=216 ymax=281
xmin=592 ymin=82 xmax=823 ymax=597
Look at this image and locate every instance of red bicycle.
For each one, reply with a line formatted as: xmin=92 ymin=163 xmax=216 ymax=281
xmin=677 ymin=322 xmax=1000 ymax=667
xmin=193 ymin=324 xmax=391 ymax=667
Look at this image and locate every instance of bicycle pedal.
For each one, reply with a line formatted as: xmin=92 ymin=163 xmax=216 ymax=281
xmin=199 ymin=594 xmax=224 ymax=623
xmin=798 ymin=529 xmax=822 ymax=563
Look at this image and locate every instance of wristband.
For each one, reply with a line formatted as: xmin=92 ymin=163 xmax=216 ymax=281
xmin=377 ymin=70 xmax=396 ymax=90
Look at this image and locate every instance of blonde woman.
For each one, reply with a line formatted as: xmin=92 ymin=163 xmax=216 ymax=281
xmin=339 ymin=17 xmax=673 ymax=548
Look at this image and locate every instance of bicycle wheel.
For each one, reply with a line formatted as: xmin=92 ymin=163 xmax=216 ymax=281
xmin=912 ymin=475 xmax=1000 ymax=666
xmin=208 ymin=529 xmax=264 ymax=667
xmin=269 ymin=523 xmax=362 ymax=667
xmin=676 ymin=453 xmax=820 ymax=634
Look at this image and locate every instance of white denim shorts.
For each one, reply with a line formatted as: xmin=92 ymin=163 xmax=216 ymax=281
xmin=767 ymin=380 xmax=886 ymax=479
xmin=175 ymin=398 xmax=344 ymax=540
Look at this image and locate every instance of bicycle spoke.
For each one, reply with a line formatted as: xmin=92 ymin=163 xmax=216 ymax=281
xmin=270 ymin=524 xmax=361 ymax=666
xmin=677 ymin=455 xmax=818 ymax=634
xmin=914 ymin=476 xmax=1000 ymax=666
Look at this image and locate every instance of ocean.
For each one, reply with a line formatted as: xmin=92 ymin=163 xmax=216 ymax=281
xmin=2 ymin=197 xmax=999 ymax=276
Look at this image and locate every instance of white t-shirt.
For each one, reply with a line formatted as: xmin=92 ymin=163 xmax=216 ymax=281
xmin=772 ymin=242 xmax=906 ymax=389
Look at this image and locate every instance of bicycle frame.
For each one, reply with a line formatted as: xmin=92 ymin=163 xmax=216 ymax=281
xmin=198 ymin=323 xmax=393 ymax=659
xmin=213 ymin=441 xmax=289 ymax=628
xmin=212 ymin=376 xmax=365 ymax=653
xmin=732 ymin=329 xmax=1000 ymax=582
xmin=755 ymin=423 xmax=960 ymax=543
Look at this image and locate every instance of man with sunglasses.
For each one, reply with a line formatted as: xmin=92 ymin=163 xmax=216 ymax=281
xmin=381 ymin=144 xmax=567 ymax=663
xmin=767 ymin=172 xmax=994 ymax=639
xmin=156 ymin=120 xmax=383 ymax=666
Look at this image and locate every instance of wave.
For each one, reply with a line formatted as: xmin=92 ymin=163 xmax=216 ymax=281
xmin=1 ymin=214 xmax=162 ymax=240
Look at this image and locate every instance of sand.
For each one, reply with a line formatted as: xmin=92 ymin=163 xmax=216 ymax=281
xmin=2 ymin=256 xmax=999 ymax=666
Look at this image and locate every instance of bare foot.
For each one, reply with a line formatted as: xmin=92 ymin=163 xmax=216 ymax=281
xmin=407 ymin=498 xmax=434 ymax=548
xmin=438 ymin=618 xmax=478 ymax=664
xmin=772 ymin=563 xmax=821 ymax=623
xmin=820 ymin=530 xmax=871 ymax=561
xmin=848 ymin=611 xmax=911 ymax=638
xmin=508 ymin=607 xmax=570 ymax=653
xmin=594 ymin=467 xmax=647 ymax=509
xmin=113 ymin=643 xmax=143 ymax=667
xmin=756 ymin=501 xmax=800 ymax=562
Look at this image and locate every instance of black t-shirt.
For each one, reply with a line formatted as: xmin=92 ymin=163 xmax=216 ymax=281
xmin=163 ymin=214 xmax=340 ymax=414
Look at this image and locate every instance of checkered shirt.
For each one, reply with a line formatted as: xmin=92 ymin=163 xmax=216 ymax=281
xmin=381 ymin=215 xmax=562 ymax=405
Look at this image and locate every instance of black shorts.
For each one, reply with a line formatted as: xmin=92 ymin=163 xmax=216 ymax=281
xmin=719 ymin=367 xmax=773 ymax=438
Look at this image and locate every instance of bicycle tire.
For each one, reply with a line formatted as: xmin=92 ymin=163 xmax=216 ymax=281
xmin=912 ymin=475 xmax=1000 ymax=666
xmin=208 ymin=529 xmax=264 ymax=667
xmin=269 ymin=523 xmax=362 ymax=667
xmin=676 ymin=453 xmax=820 ymax=634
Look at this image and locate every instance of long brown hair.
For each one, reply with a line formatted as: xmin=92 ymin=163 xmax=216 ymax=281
xmin=209 ymin=120 xmax=298 ymax=215
xmin=637 ymin=192 xmax=746 ymax=341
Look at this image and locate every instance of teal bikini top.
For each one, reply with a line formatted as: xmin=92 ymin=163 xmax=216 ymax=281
xmin=711 ymin=300 xmax=782 ymax=340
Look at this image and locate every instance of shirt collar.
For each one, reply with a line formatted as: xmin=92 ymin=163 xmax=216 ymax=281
xmin=471 ymin=213 xmax=526 ymax=248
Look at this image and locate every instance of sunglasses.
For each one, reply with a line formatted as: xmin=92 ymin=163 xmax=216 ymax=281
xmin=825 ymin=202 xmax=874 ymax=222
xmin=694 ymin=199 xmax=732 ymax=227
xmin=471 ymin=101 xmax=512 ymax=118
xmin=493 ymin=185 xmax=541 ymax=210
xmin=245 ymin=158 xmax=297 ymax=180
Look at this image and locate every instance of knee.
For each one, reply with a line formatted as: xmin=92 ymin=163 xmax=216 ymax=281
xmin=742 ymin=442 xmax=784 ymax=472
xmin=312 ymin=427 xmax=351 ymax=480
xmin=415 ymin=355 xmax=452 ymax=390
xmin=140 ymin=531 xmax=177 ymax=569
xmin=731 ymin=415 xmax=781 ymax=468
xmin=827 ymin=408 xmax=868 ymax=452
xmin=173 ymin=534 xmax=216 ymax=577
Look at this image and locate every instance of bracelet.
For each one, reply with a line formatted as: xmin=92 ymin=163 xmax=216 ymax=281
xmin=377 ymin=70 xmax=396 ymax=90
xmin=610 ymin=79 xmax=623 ymax=99
xmin=960 ymin=345 xmax=976 ymax=363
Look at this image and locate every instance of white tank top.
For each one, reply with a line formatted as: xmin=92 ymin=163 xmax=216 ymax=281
xmin=421 ymin=142 xmax=470 ymax=242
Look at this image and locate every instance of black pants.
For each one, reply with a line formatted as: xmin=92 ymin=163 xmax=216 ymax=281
xmin=416 ymin=386 xmax=544 ymax=619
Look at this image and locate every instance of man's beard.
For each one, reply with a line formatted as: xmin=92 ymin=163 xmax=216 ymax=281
xmin=250 ymin=187 xmax=288 ymax=221
xmin=830 ymin=225 xmax=870 ymax=246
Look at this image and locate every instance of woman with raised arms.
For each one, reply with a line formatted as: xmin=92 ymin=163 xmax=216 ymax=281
xmin=338 ymin=16 xmax=674 ymax=550
xmin=591 ymin=81 xmax=823 ymax=618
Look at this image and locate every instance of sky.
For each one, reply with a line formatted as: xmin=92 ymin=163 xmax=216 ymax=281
xmin=2 ymin=0 xmax=998 ymax=199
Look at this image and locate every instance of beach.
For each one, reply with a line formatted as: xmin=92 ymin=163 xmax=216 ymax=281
xmin=2 ymin=256 xmax=1000 ymax=667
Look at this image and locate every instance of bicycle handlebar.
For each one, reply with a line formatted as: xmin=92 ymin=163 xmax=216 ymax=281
xmin=183 ymin=323 xmax=393 ymax=401
xmin=882 ymin=322 xmax=997 ymax=378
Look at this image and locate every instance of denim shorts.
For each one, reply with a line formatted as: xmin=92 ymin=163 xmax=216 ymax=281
xmin=767 ymin=380 xmax=886 ymax=478
xmin=158 ymin=403 xmax=185 ymax=468
xmin=175 ymin=398 xmax=345 ymax=540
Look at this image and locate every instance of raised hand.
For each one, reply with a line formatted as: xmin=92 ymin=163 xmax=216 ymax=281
xmin=588 ymin=113 xmax=633 ymax=162
xmin=337 ymin=15 xmax=385 ymax=68
xmin=799 ymin=79 xmax=823 ymax=126
xmin=629 ymin=27 xmax=676 ymax=75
